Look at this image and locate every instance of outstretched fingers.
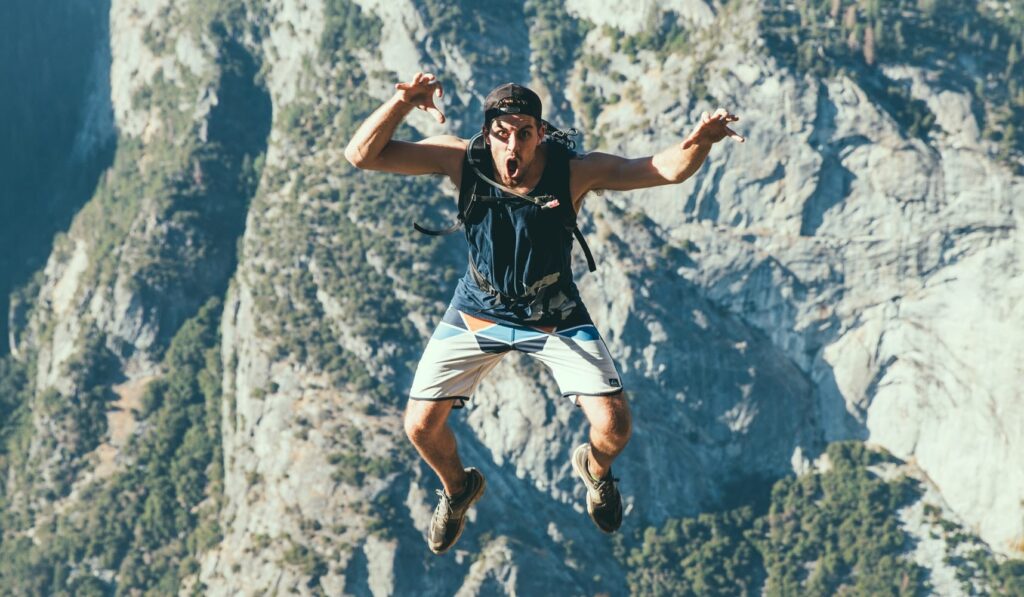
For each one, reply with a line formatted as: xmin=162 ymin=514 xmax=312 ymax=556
xmin=393 ymin=73 xmax=446 ymax=123
xmin=711 ymin=107 xmax=740 ymax=122
xmin=423 ymin=78 xmax=446 ymax=123
xmin=429 ymin=84 xmax=446 ymax=123
xmin=725 ymin=125 xmax=745 ymax=143
xmin=714 ymin=107 xmax=744 ymax=142
xmin=682 ymin=107 xmax=746 ymax=148
xmin=425 ymin=103 xmax=446 ymax=124
xmin=395 ymin=72 xmax=438 ymax=91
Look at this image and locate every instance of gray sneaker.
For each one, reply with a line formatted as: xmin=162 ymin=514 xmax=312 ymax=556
xmin=571 ymin=443 xmax=623 ymax=533
xmin=428 ymin=468 xmax=486 ymax=554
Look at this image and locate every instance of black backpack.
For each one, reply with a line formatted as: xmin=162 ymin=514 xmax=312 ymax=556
xmin=414 ymin=128 xmax=596 ymax=274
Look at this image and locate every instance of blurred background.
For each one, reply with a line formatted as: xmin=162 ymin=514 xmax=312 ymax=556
xmin=0 ymin=0 xmax=1022 ymax=594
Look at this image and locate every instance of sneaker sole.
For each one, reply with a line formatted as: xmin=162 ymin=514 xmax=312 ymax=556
xmin=429 ymin=470 xmax=487 ymax=555
xmin=570 ymin=444 xmax=600 ymax=520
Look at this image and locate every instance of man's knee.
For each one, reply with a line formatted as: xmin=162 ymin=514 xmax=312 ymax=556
xmin=605 ymin=393 xmax=632 ymax=443
xmin=403 ymin=398 xmax=453 ymax=443
xmin=581 ymin=392 xmax=632 ymax=444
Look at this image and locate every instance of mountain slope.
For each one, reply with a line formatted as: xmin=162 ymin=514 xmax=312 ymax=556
xmin=1 ymin=0 xmax=1021 ymax=594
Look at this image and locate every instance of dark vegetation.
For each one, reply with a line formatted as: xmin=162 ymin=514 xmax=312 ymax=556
xmin=576 ymin=13 xmax=714 ymax=137
xmin=761 ymin=0 xmax=1024 ymax=167
xmin=751 ymin=442 xmax=926 ymax=596
xmin=417 ymin=0 xmax=531 ymax=136
xmin=621 ymin=441 xmax=1023 ymax=596
xmin=0 ymin=0 xmax=116 ymax=355
xmin=0 ymin=356 xmax=31 ymax=498
xmin=617 ymin=442 xmax=1021 ymax=596
xmin=621 ymin=506 xmax=763 ymax=596
xmin=524 ymin=0 xmax=591 ymax=121
xmin=242 ymin=0 xmax=457 ymax=404
xmin=0 ymin=298 xmax=224 ymax=594
xmin=0 ymin=0 xmax=271 ymax=524
xmin=575 ymin=1 xmax=1023 ymax=169
xmin=0 ymin=322 xmax=121 ymax=512
xmin=956 ymin=552 xmax=1024 ymax=596
xmin=2 ymin=1 xmax=1024 ymax=594
xmin=0 ymin=0 xmax=271 ymax=592
xmin=607 ymin=12 xmax=694 ymax=61
xmin=928 ymin=509 xmax=1024 ymax=596
xmin=322 ymin=0 xmax=383 ymax=57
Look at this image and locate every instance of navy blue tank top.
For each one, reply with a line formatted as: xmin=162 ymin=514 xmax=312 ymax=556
xmin=449 ymin=143 xmax=588 ymax=325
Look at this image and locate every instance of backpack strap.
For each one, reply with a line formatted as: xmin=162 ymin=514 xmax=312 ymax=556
xmin=545 ymin=142 xmax=597 ymax=272
xmin=413 ymin=219 xmax=462 ymax=236
xmin=573 ymin=227 xmax=597 ymax=272
xmin=413 ymin=134 xmax=489 ymax=236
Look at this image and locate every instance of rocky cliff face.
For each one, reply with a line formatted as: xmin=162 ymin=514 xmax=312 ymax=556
xmin=572 ymin=0 xmax=1024 ymax=555
xmin=3 ymin=0 xmax=1022 ymax=594
xmin=0 ymin=0 xmax=116 ymax=357
xmin=2 ymin=2 xmax=270 ymax=577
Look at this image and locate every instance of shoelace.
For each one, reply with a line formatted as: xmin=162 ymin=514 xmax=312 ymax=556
xmin=434 ymin=489 xmax=453 ymax=525
xmin=593 ymin=476 xmax=620 ymax=505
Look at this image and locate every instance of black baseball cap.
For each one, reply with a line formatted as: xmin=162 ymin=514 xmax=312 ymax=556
xmin=483 ymin=82 xmax=543 ymax=124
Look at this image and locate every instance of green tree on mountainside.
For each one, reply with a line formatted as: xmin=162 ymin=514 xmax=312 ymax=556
xmin=761 ymin=0 xmax=1024 ymax=167
xmin=0 ymin=298 xmax=225 ymax=594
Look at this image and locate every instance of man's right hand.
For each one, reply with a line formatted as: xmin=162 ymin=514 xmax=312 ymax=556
xmin=395 ymin=72 xmax=446 ymax=124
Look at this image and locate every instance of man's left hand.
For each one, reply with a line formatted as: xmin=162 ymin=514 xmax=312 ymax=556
xmin=681 ymin=107 xmax=745 ymax=150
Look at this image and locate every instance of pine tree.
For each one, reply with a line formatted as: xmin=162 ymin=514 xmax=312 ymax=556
xmin=864 ymin=25 xmax=876 ymax=65
xmin=843 ymin=4 xmax=858 ymax=30
xmin=894 ymin=20 xmax=905 ymax=52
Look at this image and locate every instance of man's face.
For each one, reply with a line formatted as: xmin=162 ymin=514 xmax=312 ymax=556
xmin=486 ymin=114 xmax=545 ymax=185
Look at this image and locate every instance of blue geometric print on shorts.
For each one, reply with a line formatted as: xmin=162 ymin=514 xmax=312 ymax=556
xmin=430 ymin=309 xmax=603 ymax=355
xmin=556 ymin=325 xmax=601 ymax=342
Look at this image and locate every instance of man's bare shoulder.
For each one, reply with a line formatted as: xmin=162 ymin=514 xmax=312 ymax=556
xmin=569 ymin=150 xmax=620 ymax=176
xmin=568 ymin=151 xmax=619 ymax=197
xmin=570 ymin=150 xmax=619 ymax=165
xmin=418 ymin=135 xmax=467 ymax=183
xmin=419 ymin=134 xmax=468 ymax=151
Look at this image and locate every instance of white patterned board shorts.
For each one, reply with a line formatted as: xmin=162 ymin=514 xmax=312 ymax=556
xmin=410 ymin=307 xmax=624 ymax=408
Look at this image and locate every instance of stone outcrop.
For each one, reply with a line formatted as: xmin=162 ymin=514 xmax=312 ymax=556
xmin=5 ymin=0 xmax=1021 ymax=594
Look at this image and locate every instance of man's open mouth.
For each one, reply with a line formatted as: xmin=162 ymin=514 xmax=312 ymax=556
xmin=506 ymin=157 xmax=520 ymax=179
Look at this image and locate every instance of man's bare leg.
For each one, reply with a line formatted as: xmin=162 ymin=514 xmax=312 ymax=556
xmin=572 ymin=391 xmax=631 ymax=533
xmin=404 ymin=398 xmax=467 ymax=496
xmin=577 ymin=392 xmax=632 ymax=479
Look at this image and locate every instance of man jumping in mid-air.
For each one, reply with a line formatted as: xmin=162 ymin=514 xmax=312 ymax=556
xmin=345 ymin=73 xmax=743 ymax=554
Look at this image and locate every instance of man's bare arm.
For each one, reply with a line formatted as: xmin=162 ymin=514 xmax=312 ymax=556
xmin=570 ymin=108 xmax=744 ymax=209
xmin=344 ymin=73 xmax=465 ymax=182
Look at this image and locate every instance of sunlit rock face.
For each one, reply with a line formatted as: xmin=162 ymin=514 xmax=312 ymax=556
xmin=548 ymin=0 xmax=1023 ymax=561
xmin=7 ymin=0 xmax=1022 ymax=594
